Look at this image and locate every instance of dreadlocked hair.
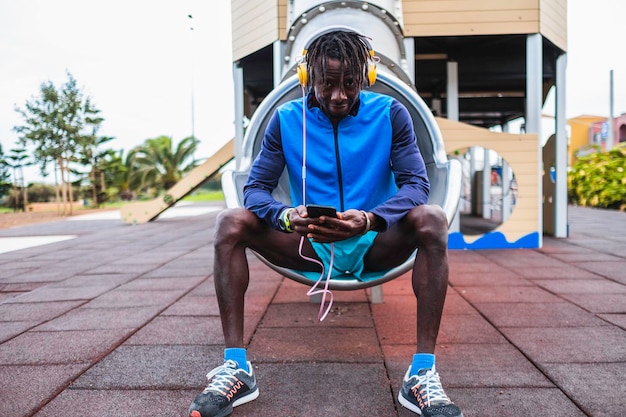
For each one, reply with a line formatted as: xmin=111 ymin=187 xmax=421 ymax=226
xmin=306 ymin=31 xmax=371 ymax=88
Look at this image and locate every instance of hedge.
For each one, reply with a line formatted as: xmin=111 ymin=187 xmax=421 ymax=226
xmin=568 ymin=143 xmax=626 ymax=211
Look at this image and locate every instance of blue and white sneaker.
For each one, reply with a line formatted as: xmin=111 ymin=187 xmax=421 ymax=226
xmin=398 ymin=366 xmax=463 ymax=416
xmin=189 ymin=359 xmax=259 ymax=417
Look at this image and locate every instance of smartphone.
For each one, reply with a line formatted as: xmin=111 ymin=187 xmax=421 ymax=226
xmin=306 ymin=204 xmax=337 ymax=218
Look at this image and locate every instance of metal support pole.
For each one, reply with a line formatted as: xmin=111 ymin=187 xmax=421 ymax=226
xmin=233 ymin=64 xmax=244 ymax=169
xmin=554 ymin=53 xmax=568 ymax=237
xmin=526 ymin=33 xmax=543 ymax=247
xmin=501 ymin=162 xmax=512 ymax=222
xmin=188 ymin=14 xmax=195 ymax=142
xmin=446 ymin=61 xmax=460 ymax=232
xmin=501 ymin=123 xmax=512 ymax=222
xmin=446 ymin=61 xmax=459 ymax=121
xmin=482 ymin=148 xmax=491 ymax=219
xmin=273 ymin=40 xmax=284 ymax=88
xmin=608 ymin=69 xmax=615 ymax=150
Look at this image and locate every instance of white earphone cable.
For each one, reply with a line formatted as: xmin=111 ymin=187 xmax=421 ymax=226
xmin=298 ymin=83 xmax=334 ymax=321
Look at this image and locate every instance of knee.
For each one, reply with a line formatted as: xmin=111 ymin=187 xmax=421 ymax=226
xmin=407 ymin=205 xmax=448 ymax=247
xmin=214 ymin=208 xmax=255 ymax=247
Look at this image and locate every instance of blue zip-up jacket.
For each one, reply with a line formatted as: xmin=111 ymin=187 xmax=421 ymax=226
xmin=243 ymin=90 xmax=430 ymax=232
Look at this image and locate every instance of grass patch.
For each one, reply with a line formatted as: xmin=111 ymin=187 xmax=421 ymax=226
xmin=1 ymin=189 xmax=225 ymax=212
xmin=99 ymin=201 xmax=126 ymax=209
xmin=182 ymin=189 xmax=224 ymax=202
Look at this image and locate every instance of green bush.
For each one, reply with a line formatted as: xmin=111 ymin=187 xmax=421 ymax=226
xmin=2 ymin=183 xmax=57 ymax=209
xmin=28 ymin=183 xmax=57 ymax=202
xmin=568 ymin=143 xmax=626 ymax=211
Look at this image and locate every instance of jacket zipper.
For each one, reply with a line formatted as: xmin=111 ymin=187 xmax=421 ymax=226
xmin=333 ymin=123 xmax=345 ymax=211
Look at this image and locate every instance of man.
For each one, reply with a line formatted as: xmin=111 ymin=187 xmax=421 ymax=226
xmin=189 ymin=30 xmax=463 ymax=417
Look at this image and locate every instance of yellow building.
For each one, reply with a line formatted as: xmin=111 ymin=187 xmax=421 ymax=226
xmin=568 ymin=115 xmax=606 ymax=163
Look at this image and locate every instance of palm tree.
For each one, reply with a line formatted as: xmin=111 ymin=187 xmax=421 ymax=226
xmin=88 ymin=148 xmax=127 ymax=202
xmin=132 ymin=135 xmax=199 ymax=194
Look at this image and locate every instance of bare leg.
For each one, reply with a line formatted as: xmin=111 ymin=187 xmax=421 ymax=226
xmin=365 ymin=204 xmax=449 ymax=353
xmin=213 ymin=208 xmax=320 ymax=347
xmin=213 ymin=211 xmax=250 ymax=347
xmin=409 ymin=206 xmax=449 ymax=353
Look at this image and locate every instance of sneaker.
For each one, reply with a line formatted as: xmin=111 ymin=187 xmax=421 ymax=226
xmin=188 ymin=359 xmax=259 ymax=417
xmin=398 ymin=366 xmax=463 ymax=417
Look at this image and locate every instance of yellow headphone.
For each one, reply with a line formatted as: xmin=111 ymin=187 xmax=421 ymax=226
xmin=297 ymin=37 xmax=378 ymax=87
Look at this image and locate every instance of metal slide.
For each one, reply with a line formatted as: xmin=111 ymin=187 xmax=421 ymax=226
xmin=120 ymin=138 xmax=234 ymax=225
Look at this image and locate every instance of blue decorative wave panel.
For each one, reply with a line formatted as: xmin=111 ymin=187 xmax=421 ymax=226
xmin=448 ymin=231 xmax=540 ymax=250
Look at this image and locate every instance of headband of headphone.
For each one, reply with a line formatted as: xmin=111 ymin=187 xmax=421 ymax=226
xmin=297 ymin=31 xmax=378 ymax=87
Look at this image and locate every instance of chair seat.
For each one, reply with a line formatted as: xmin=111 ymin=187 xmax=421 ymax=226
xmin=251 ymin=249 xmax=417 ymax=291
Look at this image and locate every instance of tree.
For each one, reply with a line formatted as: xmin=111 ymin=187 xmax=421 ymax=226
xmin=131 ymin=135 xmax=199 ymax=194
xmin=101 ymin=149 xmax=130 ymax=200
xmin=4 ymin=146 xmax=31 ymax=211
xmin=77 ymin=132 xmax=114 ymax=207
xmin=0 ymin=143 xmax=13 ymax=201
xmin=72 ymin=103 xmax=111 ymax=207
xmin=13 ymin=72 xmax=104 ymax=215
xmin=90 ymin=147 xmax=136 ymax=202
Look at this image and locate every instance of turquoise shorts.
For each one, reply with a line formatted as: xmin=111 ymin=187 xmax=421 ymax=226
xmin=299 ymin=231 xmax=391 ymax=282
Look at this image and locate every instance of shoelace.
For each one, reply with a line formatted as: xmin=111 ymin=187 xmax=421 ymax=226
xmin=203 ymin=360 xmax=241 ymax=395
xmin=411 ymin=369 xmax=450 ymax=407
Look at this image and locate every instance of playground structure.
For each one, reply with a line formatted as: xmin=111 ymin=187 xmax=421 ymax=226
xmin=121 ymin=0 xmax=570 ymax=252
xmin=228 ymin=0 xmax=568 ymax=247
xmin=438 ymin=118 xmax=540 ymax=248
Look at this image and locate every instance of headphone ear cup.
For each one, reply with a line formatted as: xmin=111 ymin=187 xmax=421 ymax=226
xmin=298 ymin=62 xmax=308 ymax=86
xmin=368 ymin=61 xmax=377 ymax=86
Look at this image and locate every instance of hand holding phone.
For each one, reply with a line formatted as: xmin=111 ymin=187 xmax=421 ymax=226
xmin=306 ymin=204 xmax=337 ymax=218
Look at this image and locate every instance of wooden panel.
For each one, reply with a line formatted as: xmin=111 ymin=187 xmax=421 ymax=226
xmin=232 ymin=0 xmax=280 ymax=60
xmin=402 ymin=0 xmax=541 ymax=37
xmin=540 ymin=0 xmax=567 ymax=50
xmin=405 ymin=10 xmax=539 ymax=24
xmin=403 ymin=0 xmax=540 ymax=36
xmin=437 ymin=117 xmax=541 ymax=243
xmin=403 ymin=0 xmax=537 ymax=13
xmin=278 ymin=0 xmax=288 ymax=40
xmin=405 ymin=22 xmax=539 ymax=37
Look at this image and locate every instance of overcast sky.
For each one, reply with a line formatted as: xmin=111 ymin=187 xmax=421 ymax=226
xmin=0 ymin=0 xmax=234 ymax=177
xmin=1 ymin=0 xmax=624 ymax=182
